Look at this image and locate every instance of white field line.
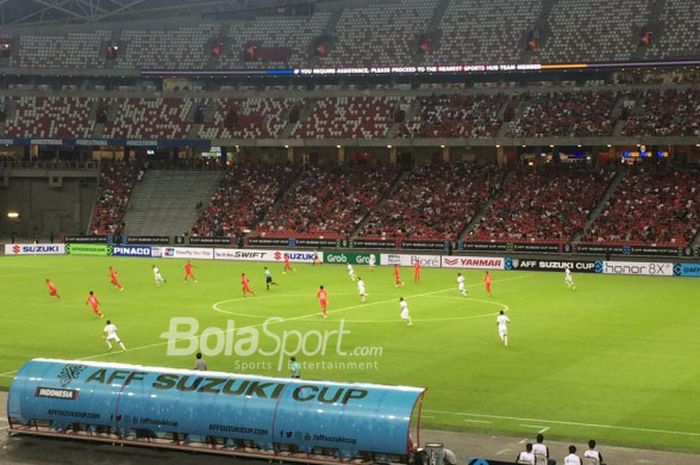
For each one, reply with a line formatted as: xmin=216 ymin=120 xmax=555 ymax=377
xmin=0 ymin=274 xmax=534 ymax=378
xmin=426 ymin=409 xmax=700 ymax=438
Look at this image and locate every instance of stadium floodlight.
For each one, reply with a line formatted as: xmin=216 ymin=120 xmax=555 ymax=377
xmin=7 ymin=211 xmax=19 ymax=219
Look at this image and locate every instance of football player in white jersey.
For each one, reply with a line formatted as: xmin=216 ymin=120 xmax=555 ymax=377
xmin=347 ymin=263 xmax=356 ymax=281
xmin=497 ymin=309 xmax=510 ymax=347
xmin=103 ymin=320 xmax=126 ymax=351
xmin=399 ymin=297 xmax=413 ymax=326
xmin=357 ymin=277 xmax=367 ymax=302
xmin=153 ymin=265 xmax=166 ymax=286
xmin=565 ymin=266 xmax=576 ymax=290
xmin=457 ymin=272 xmax=467 ymax=296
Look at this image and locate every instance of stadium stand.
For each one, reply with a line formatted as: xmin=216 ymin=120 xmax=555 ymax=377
xmin=538 ymin=0 xmax=651 ymax=62
xmin=103 ymin=98 xmax=192 ymax=139
xmin=200 ymin=97 xmax=302 ymax=139
xmin=507 ymin=90 xmax=618 ymax=137
xmin=10 ymin=31 xmax=110 ymax=69
xmin=583 ymin=167 xmax=700 ymax=246
xmin=318 ymin=0 xmax=436 ymax=67
xmin=88 ymin=161 xmax=142 ymax=236
xmin=116 ymin=24 xmax=220 ymax=70
xmin=218 ymin=13 xmax=331 ymax=68
xmin=470 ymin=165 xmax=615 ymax=242
xmin=255 ymin=164 xmax=400 ymax=239
xmin=291 ymin=97 xmax=406 ymax=139
xmin=192 ymin=163 xmax=300 ymax=237
xmin=433 ymin=0 xmax=541 ymax=63
xmin=647 ymin=0 xmax=700 ymax=59
xmin=399 ymin=93 xmax=506 ymax=138
xmin=621 ymin=88 xmax=700 ymax=137
xmin=4 ymin=96 xmax=97 ymax=138
xmin=358 ymin=163 xmax=505 ymax=241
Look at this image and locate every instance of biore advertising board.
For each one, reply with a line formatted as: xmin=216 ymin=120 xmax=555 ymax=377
xmin=601 ymin=261 xmax=674 ymax=276
xmin=380 ymin=253 xmax=441 ymax=268
xmin=162 ymin=247 xmax=214 ymax=260
xmin=442 ymin=256 xmax=504 ymax=270
xmin=503 ymin=258 xmax=598 ymax=273
xmin=4 ymin=243 xmax=65 ymax=255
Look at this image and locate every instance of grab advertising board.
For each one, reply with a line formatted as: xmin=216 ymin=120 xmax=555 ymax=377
xmin=324 ymin=252 xmax=377 ymax=265
xmin=4 ymin=243 xmax=65 ymax=255
xmin=442 ymin=256 xmax=504 ymax=270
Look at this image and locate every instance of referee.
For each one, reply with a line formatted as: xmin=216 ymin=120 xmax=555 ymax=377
xmin=264 ymin=266 xmax=277 ymax=290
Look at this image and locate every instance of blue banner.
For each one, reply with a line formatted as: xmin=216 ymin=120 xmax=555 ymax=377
xmin=111 ymin=245 xmax=152 ymax=257
xmin=673 ymin=263 xmax=700 ymax=277
xmin=8 ymin=359 xmax=425 ymax=458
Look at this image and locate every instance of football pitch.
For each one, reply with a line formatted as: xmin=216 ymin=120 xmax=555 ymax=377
xmin=1 ymin=255 xmax=699 ymax=453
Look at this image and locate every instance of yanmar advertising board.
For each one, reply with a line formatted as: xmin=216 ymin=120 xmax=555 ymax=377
xmin=380 ymin=253 xmax=441 ymax=268
xmin=162 ymin=247 xmax=214 ymax=260
xmin=441 ymin=256 xmax=504 ymax=270
xmin=4 ymin=243 xmax=65 ymax=255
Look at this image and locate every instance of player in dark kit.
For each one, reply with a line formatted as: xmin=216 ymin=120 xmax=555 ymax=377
xmin=264 ymin=267 xmax=277 ymax=290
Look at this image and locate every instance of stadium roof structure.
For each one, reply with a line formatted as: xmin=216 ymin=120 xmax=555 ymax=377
xmin=0 ymin=0 xmax=319 ymax=27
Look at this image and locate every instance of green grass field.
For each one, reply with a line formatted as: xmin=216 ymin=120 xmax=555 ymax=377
xmin=1 ymin=255 xmax=700 ymax=453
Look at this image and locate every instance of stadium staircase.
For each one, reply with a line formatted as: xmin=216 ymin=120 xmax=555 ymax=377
xmin=256 ymin=168 xmax=306 ymax=223
xmin=308 ymin=9 xmax=343 ymax=68
xmin=387 ymin=99 xmax=420 ymax=137
xmin=691 ymin=229 xmax=700 ymax=250
xmin=633 ymin=0 xmax=666 ymax=61
xmin=518 ymin=0 xmax=556 ymax=62
xmin=414 ymin=0 xmax=450 ymax=63
xmin=349 ymin=169 xmax=410 ymax=241
xmin=459 ymin=169 xmax=513 ymax=241
xmin=571 ymin=168 xmax=625 ymax=244
xmin=123 ymin=170 xmax=223 ymax=236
